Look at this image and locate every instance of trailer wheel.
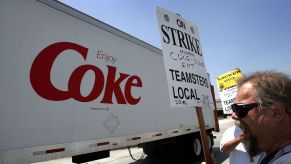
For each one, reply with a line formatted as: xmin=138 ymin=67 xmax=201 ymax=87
xmin=207 ymin=133 xmax=213 ymax=151
xmin=192 ymin=137 xmax=202 ymax=159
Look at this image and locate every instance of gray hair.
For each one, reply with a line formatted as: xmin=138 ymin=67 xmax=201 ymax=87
xmin=237 ymin=71 xmax=291 ymax=116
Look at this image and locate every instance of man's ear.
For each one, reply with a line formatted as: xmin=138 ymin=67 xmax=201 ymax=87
xmin=271 ymin=102 xmax=286 ymax=121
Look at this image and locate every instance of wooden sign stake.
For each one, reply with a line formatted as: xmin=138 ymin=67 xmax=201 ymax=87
xmin=196 ymin=106 xmax=213 ymax=164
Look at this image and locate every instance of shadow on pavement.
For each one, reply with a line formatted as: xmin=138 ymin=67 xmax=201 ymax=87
xmin=131 ymin=156 xmax=200 ymax=164
xmin=130 ymin=147 xmax=229 ymax=164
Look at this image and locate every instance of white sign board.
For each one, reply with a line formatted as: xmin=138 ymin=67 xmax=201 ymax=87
xmin=216 ymin=68 xmax=243 ymax=114
xmin=156 ymin=7 xmax=213 ymax=108
xmin=218 ymin=87 xmax=237 ymax=114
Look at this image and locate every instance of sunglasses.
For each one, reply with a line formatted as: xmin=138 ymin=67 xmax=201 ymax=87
xmin=231 ymin=103 xmax=259 ymax=118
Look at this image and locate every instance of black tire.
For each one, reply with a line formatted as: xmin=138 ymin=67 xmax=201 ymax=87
xmin=207 ymin=133 xmax=213 ymax=151
xmin=192 ymin=136 xmax=203 ymax=159
xmin=174 ymin=134 xmax=203 ymax=159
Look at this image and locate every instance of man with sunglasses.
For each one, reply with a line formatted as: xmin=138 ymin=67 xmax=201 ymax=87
xmin=231 ymin=71 xmax=291 ymax=164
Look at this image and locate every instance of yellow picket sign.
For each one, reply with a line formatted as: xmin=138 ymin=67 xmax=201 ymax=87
xmin=216 ymin=68 xmax=243 ymax=91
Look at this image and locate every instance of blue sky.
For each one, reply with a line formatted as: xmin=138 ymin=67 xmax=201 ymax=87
xmin=60 ymin=0 xmax=291 ymax=96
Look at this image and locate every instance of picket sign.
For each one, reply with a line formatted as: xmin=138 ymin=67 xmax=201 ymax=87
xmin=156 ymin=7 xmax=213 ymax=163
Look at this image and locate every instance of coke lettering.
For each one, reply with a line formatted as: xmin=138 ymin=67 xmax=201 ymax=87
xmin=30 ymin=42 xmax=142 ymax=105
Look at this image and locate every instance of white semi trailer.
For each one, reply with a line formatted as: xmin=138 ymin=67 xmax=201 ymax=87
xmin=0 ymin=0 xmax=219 ymax=163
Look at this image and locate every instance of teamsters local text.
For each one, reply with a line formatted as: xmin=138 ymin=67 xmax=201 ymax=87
xmin=161 ymin=21 xmax=209 ymax=103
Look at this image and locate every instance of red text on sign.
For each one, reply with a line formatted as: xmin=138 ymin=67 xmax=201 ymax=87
xmin=30 ymin=42 xmax=142 ymax=105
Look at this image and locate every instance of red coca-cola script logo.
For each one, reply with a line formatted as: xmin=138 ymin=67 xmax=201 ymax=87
xmin=30 ymin=42 xmax=142 ymax=105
